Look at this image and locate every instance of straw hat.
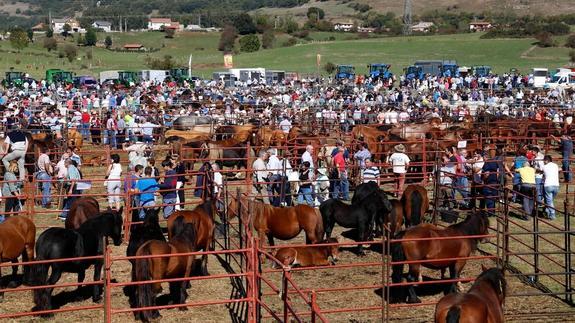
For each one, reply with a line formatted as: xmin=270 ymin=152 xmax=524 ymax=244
xmin=394 ymin=144 xmax=406 ymax=153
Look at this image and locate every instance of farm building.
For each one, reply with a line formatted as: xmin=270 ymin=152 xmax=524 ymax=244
xmin=411 ymin=22 xmax=435 ymax=33
xmin=51 ymin=17 xmax=82 ymax=33
xmin=333 ymin=20 xmax=355 ymax=32
xmin=148 ymin=18 xmax=179 ymax=31
xmin=92 ymin=21 xmax=113 ymax=32
xmin=469 ymin=21 xmax=493 ymax=32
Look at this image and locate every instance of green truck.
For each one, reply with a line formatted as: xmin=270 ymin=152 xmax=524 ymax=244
xmin=2 ymin=71 xmax=26 ymax=88
xmin=117 ymin=71 xmax=139 ymax=86
xmin=45 ymin=69 xmax=74 ymax=85
xmin=168 ymin=68 xmax=192 ymax=84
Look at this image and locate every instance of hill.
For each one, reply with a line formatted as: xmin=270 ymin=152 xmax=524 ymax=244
xmin=0 ymin=31 xmax=570 ymax=80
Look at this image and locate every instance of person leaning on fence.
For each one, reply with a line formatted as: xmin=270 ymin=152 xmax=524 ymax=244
xmin=105 ymin=153 xmax=123 ymax=211
xmin=517 ymin=161 xmax=536 ymax=219
xmin=158 ymin=159 xmax=178 ymax=219
xmin=541 ymin=155 xmax=560 ymax=220
xmin=298 ymin=161 xmax=314 ymax=206
xmin=531 ymin=146 xmax=545 ymax=204
xmin=1 ymin=128 xmax=28 ymax=182
xmin=550 ymin=133 xmax=573 ymax=183
xmin=331 ymin=141 xmax=350 ymax=201
xmin=134 ymin=166 xmax=158 ymax=219
xmin=387 ymin=144 xmax=410 ymax=198
xmin=438 ymin=154 xmax=456 ymax=210
xmin=212 ymin=163 xmax=224 ymax=211
xmin=59 ymin=159 xmax=82 ymax=221
xmin=252 ymin=150 xmax=270 ymax=204
xmin=362 ymin=158 xmax=380 ymax=185
xmin=468 ymin=149 xmax=484 ymax=209
xmin=315 ymin=167 xmax=330 ymax=204
xmin=1 ymin=161 xmax=22 ymax=222
xmin=36 ymin=146 xmax=53 ymax=209
xmin=267 ymin=148 xmax=283 ymax=207
xmin=354 ymin=142 xmax=372 ymax=170
xmin=171 ymin=154 xmax=186 ymax=211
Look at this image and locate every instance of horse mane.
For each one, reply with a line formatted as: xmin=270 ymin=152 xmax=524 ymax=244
xmin=171 ymin=216 xmax=188 ymax=238
xmin=473 ymin=267 xmax=507 ymax=301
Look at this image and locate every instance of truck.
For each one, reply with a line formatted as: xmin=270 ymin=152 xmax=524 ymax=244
xmin=2 ymin=71 xmax=26 ymax=87
xmin=531 ymin=68 xmax=549 ymax=88
xmin=404 ymin=65 xmax=424 ymax=81
xmin=545 ymin=68 xmax=575 ymax=90
xmin=45 ymin=69 xmax=74 ymax=85
xmin=440 ymin=61 xmax=459 ymax=77
xmin=335 ymin=65 xmax=355 ymax=80
xmin=73 ymin=75 xmax=98 ymax=89
xmin=414 ymin=60 xmax=443 ymax=76
xmin=140 ymin=70 xmax=169 ymax=83
xmin=473 ymin=65 xmax=491 ymax=77
xmin=367 ymin=64 xmax=393 ymax=81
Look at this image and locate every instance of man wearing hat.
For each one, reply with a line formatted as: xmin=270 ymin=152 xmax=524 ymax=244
xmin=388 ymin=144 xmax=410 ymax=198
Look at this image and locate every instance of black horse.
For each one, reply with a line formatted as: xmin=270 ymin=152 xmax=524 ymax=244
xmin=320 ymin=189 xmax=392 ymax=255
xmin=125 ymin=208 xmax=166 ymax=314
xmin=30 ymin=211 xmax=123 ymax=317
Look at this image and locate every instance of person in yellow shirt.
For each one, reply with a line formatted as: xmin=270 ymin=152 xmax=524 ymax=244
xmin=517 ymin=162 xmax=536 ymax=218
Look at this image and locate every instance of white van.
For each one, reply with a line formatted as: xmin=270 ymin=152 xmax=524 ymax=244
xmin=531 ymin=68 xmax=549 ymax=88
xmin=545 ymin=68 xmax=575 ymax=89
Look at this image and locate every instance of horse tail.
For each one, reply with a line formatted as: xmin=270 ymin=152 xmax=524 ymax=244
xmin=390 ymin=231 xmax=406 ymax=283
xmin=30 ymin=252 xmax=50 ymax=313
xmin=410 ymin=190 xmax=423 ymax=226
xmin=135 ymin=246 xmax=154 ymax=322
xmin=446 ymin=306 xmax=461 ymax=323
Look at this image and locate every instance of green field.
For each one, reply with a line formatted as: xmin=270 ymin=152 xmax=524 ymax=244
xmin=0 ymin=31 xmax=571 ymax=80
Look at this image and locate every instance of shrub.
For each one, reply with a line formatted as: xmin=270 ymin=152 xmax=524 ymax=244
xmin=84 ymin=28 xmax=97 ymax=46
xmin=282 ymin=37 xmax=298 ymax=47
xmin=105 ymin=36 xmax=112 ymax=49
xmin=262 ymin=30 xmax=275 ymax=49
xmin=535 ymin=32 xmax=555 ymax=47
xmin=239 ymin=34 xmax=260 ymax=52
xmin=62 ymin=44 xmax=78 ymax=62
xmin=43 ymin=37 xmax=58 ymax=52
xmin=324 ymin=62 xmax=336 ymax=74
xmin=566 ymin=34 xmax=575 ymax=49
xmin=218 ymin=25 xmax=237 ymax=52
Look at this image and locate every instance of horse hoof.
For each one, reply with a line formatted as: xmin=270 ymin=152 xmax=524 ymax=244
xmin=0 ymin=295 xmax=4 ymax=303
xmin=407 ymin=297 xmax=422 ymax=304
xmin=178 ymin=307 xmax=188 ymax=312
xmin=93 ymin=296 xmax=103 ymax=303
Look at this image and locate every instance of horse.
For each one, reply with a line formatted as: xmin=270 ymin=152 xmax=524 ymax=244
xmin=435 ymin=267 xmax=506 ymax=323
xmin=320 ymin=189 xmax=392 ymax=255
xmin=67 ymin=129 xmax=83 ymax=150
xmin=173 ymin=116 xmax=213 ymax=131
xmin=390 ymin=212 xmax=490 ymax=304
xmin=273 ymin=238 xmax=339 ymax=269
xmin=227 ymin=196 xmax=324 ymax=247
xmin=133 ymin=217 xmax=197 ymax=322
xmin=0 ymin=216 xmax=36 ymax=300
xmin=30 ymin=211 xmax=123 ymax=316
xmin=64 ymin=196 xmax=102 ymax=230
xmin=401 ymin=185 xmax=429 ymax=227
xmin=166 ymin=200 xmax=216 ymax=276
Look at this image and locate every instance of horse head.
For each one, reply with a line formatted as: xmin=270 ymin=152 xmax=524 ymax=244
xmin=102 ymin=209 xmax=124 ymax=246
xmin=478 ymin=267 xmax=507 ymax=305
xmin=324 ymin=237 xmax=339 ymax=264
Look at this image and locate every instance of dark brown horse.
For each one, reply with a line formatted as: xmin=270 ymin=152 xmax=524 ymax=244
xmin=65 ymin=197 xmax=101 ymax=230
xmin=134 ymin=217 xmax=197 ymax=322
xmin=401 ymin=185 xmax=429 ymax=227
xmin=0 ymin=216 xmax=36 ymax=299
xmin=228 ymin=196 xmax=324 ymax=247
xmin=166 ymin=200 xmax=216 ymax=276
xmin=390 ymin=212 xmax=490 ymax=304
xmin=435 ymin=267 xmax=506 ymax=323
xmin=273 ymin=238 xmax=339 ymax=269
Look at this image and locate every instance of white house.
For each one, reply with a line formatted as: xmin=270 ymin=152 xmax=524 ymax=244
xmin=92 ymin=21 xmax=112 ymax=32
xmin=333 ymin=20 xmax=355 ymax=32
xmin=52 ymin=17 xmax=81 ymax=33
xmin=411 ymin=22 xmax=435 ymax=33
xmin=148 ymin=18 xmax=174 ymax=31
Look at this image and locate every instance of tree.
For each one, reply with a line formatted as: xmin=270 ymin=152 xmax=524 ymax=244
xmin=46 ymin=29 xmax=54 ymax=38
xmin=218 ymin=25 xmax=237 ymax=52
xmin=43 ymin=37 xmax=58 ymax=52
xmin=324 ymin=62 xmax=336 ymax=74
xmin=566 ymin=34 xmax=575 ymax=49
xmin=9 ymin=28 xmax=29 ymax=51
xmin=27 ymin=29 xmax=33 ymax=42
xmin=570 ymin=50 xmax=575 ymax=66
xmin=307 ymin=7 xmax=325 ymax=20
xmin=62 ymin=23 xmax=72 ymax=37
xmin=262 ymin=29 xmax=275 ymax=49
xmin=62 ymin=44 xmax=78 ymax=62
xmin=144 ymin=55 xmax=176 ymax=70
xmin=535 ymin=32 xmax=554 ymax=47
xmin=233 ymin=13 xmax=257 ymax=35
xmin=164 ymin=28 xmax=175 ymax=38
xmin=105 ymin=36 xmax=113 ymax=49
xmin=76 ymin=33 xmax=85 ymax=46
xmin=84 ymin=28 xmax=97 ymax=46
xmin=239 ymin=34 xmax=260 ymax=52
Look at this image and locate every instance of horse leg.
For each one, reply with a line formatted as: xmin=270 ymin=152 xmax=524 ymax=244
xmin=267 ymin=233 xmax=275 ymax=247
xmin=0 ymin=265 xmax=3 ymax=302
xmin=92 ymin=261 xmax=103 ymax=303
xmin=7 ymin=259 xmax=19 ymax=288
xmin=73 ymin=270 xmax=86 ymax=301
xmin=406 ymin=265 xmax=422 ymax=304
xmin=357 ymin=221 xmax=367 ymax=256
xmin=37 ymin=265 xmax=63 ymax=316
xmin=445 ymin=263 xmax=459 ymax=294
xmin=201 ymin=253 xmax=210 ymax=276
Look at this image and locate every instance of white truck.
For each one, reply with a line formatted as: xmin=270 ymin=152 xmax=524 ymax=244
xmin=139 ymin=70 xmax=169 ymax=83
xmin=531 ymin=68 xmax=549 ymax=88
xmin=99 ymin=70 xmax=119 ymax=83
xmin=545 ymin=68 xmax=575 ymax=90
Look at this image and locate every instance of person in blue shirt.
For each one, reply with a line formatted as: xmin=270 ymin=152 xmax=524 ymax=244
xmin=551 ymin=134 xmax=573 ymax=183
xmin=59 ymin=159 xmax=82 ymax=220
xmin=135 ymin=166 xmax=158 ymax=220
xmin=158 ymin=160 xmax=177 ymax=219
xmin=125 ymin=164 xmax=143 ymax=208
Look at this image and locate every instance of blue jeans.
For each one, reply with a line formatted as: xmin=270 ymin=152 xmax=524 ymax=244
xmin=332 ymin=170 xmax=349 ymax=200
xmin=562 ymin=159 xmax=571 ymax=182
xmin=535 ymin=177 xmax=543 ymax=204
xmin=106 ymin=129 xmax=117 ymax=148
xmin=520 ymin=184 xmax=535 ymax=216
xmin=143 ymin=135 xmax=153 ymax=144
xmin=61 ymin=188 xmax=80 ymax=218
xmin=455 ymin=176 xmax=469 ymax=204
xmin=298 ymin=187 xmax=314 ymax=206
xmin=162 ymin=197 xmax=177 ymax=219
xmin=36 ymin=171 xmax=51 ymax=207
xmin=139 ymin=199 xmax=155 ymax=220
xmin=544 ymin=186 xmax=559 ymax=219
xmin=81 ymin=123 xmax=90 ymax=140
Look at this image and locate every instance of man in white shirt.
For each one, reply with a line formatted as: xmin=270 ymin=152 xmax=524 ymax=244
xmin=301 ymin=145 xmax=314 ymax=170
xmin=252 ymin=150 xmax=270 ymax=204
xmin=279 ymin=116 xmax=292 ymax=134
xmin=212 ymin=163 xmax=224 ymax=211
xmin=267 ymin=148 xmax=283 ymax=206
xmin=542 ymin=155 xmax=560 ymax=220
xmin=387 ymin=144 xmax=410 ymax=198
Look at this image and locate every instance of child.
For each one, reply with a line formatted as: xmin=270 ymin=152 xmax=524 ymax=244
xmin=135 ymin=166 xmax=158 ymax=219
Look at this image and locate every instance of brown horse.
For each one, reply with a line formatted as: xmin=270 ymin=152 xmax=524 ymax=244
xmin=67 ymin=129 xmax=83 ymax=149
xmin=386 ymin=199 xmax=405 ymax=238
xmin=401 ymin=185 xmax=430 ymax=227
xmin=390 ymin=212 xmax=490 ymax=304
xmin=134 ymin=217 xmax=197 ymax=322
xmin=65 ymin=197 xmax=102 ymax=230
xmin=228 ymin=196 xmax=324 ymax=247
xmin=0 ymin=216 xmax=36 ymax=299
xmin=273 ymin=238 xmax=339 ymax=269
xmin=435 ymin=267 xmax=506 ymax=323
xmin=166 ymin=200 xmax=216 ymax=276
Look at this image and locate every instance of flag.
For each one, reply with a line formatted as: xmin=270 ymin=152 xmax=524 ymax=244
xmin=224 ymin=54 xmax=233 ymax=68
xmin=316 ymin=54 xmax=321 ymax=67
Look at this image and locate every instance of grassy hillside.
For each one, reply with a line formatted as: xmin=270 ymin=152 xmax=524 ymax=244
xmin=0 ymin=31 xmax=570 ymax=80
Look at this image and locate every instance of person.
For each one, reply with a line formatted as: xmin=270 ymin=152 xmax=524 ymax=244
xmin=126 ymin=164 xmax=144 ymax=207
xmin=388 ymin=144 xmax=410 ymax=198
xmin=148 ymin=158 xmax=160 ymax=179
xmin=531 ymin=146 xmax=545 ymax=204
xmin=36 ymin=146 xmax=53 ymax=208
xmin=438 ymin=154 xmax=456 ymax=210
xmin=353 ymin=142 xmax=372 ymax=170
xmin=212 ymin=163 xmax=224 ymax=211
xmin=301 ymin=145 xmax=314 ymax=170
xmin=1 ymin=128 xmax=28 ymax=181
xmin=141 ymin=117 xmax=159 ymax=144
xmin=506 ymin=148 xmax=528 ymax=203
xmin=172 ymin=155 xmax=186 ymax=210
xmin=279 ymin=115 xmax=292 ymax=134
xmin=194 ymin=161 xmax=212 ymax=198
xmin=315 ymin=167 xmax=330 ymax=204
xmin=551 ymin=134 xmax=573 ymax=183
xmin=267 ymin=148 xmax=282 ymax=206
xmin=68 ymin=146 xmax=82 ymax=168
xmin=332 ymin=144 xmax=349 ymax=200
xmin=252 ymin=150 xmax=270 ymax=204
xmin=135 ymin=166 xmax=159 ymax=219
xmin=298 ymin=161 xmax=314 ymax=206
xmin=362 ymin=158 xmax=380 ymax=184
xmin=158 ymin=160 xmax=177 ymax=219
xmin=2 ymin=161 xmax=22 ymax=221
xmin=106 ymin=153 xmax=123 ymax=211
xmin=468 ymin=149 xmax=484 ymax=209
xmin=542 ymin=155 xmax=560 ymax=220
xmin=59 ymin=159 xmax=81 ymax=221
xmin=517 ymin=161 xmax=536 ymax=218
xmin=453 ymin=148 xmax=470 ymax=209
xmin=105 ymin=113 xmax=117 ymax=149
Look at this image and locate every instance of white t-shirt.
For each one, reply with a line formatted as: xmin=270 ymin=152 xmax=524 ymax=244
xmin=301 ymin=151 xmax=314 ymax=169
xmin=542 ymin=162 xmax=560 ymax=187
xmin=388 ymin=153 xmax=410 ymax=174
xmin=213 ymin=171 xmax=223 ymax=194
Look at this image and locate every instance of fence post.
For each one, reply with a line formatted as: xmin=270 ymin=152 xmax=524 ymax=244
xmin=503 ymin=188 xmax=510 ymax=267
xmin=104 ymin=245 xmax=112 ymax=323
xmin=310 ymin=290 xmax=317 ymax=323
xmin=564 ymin=199 xmax=573 ymax=304
xmin=532 ymin=187 xmax=539 ymax=283
xmin=282 ymin=270 xmax=289 ymax=323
